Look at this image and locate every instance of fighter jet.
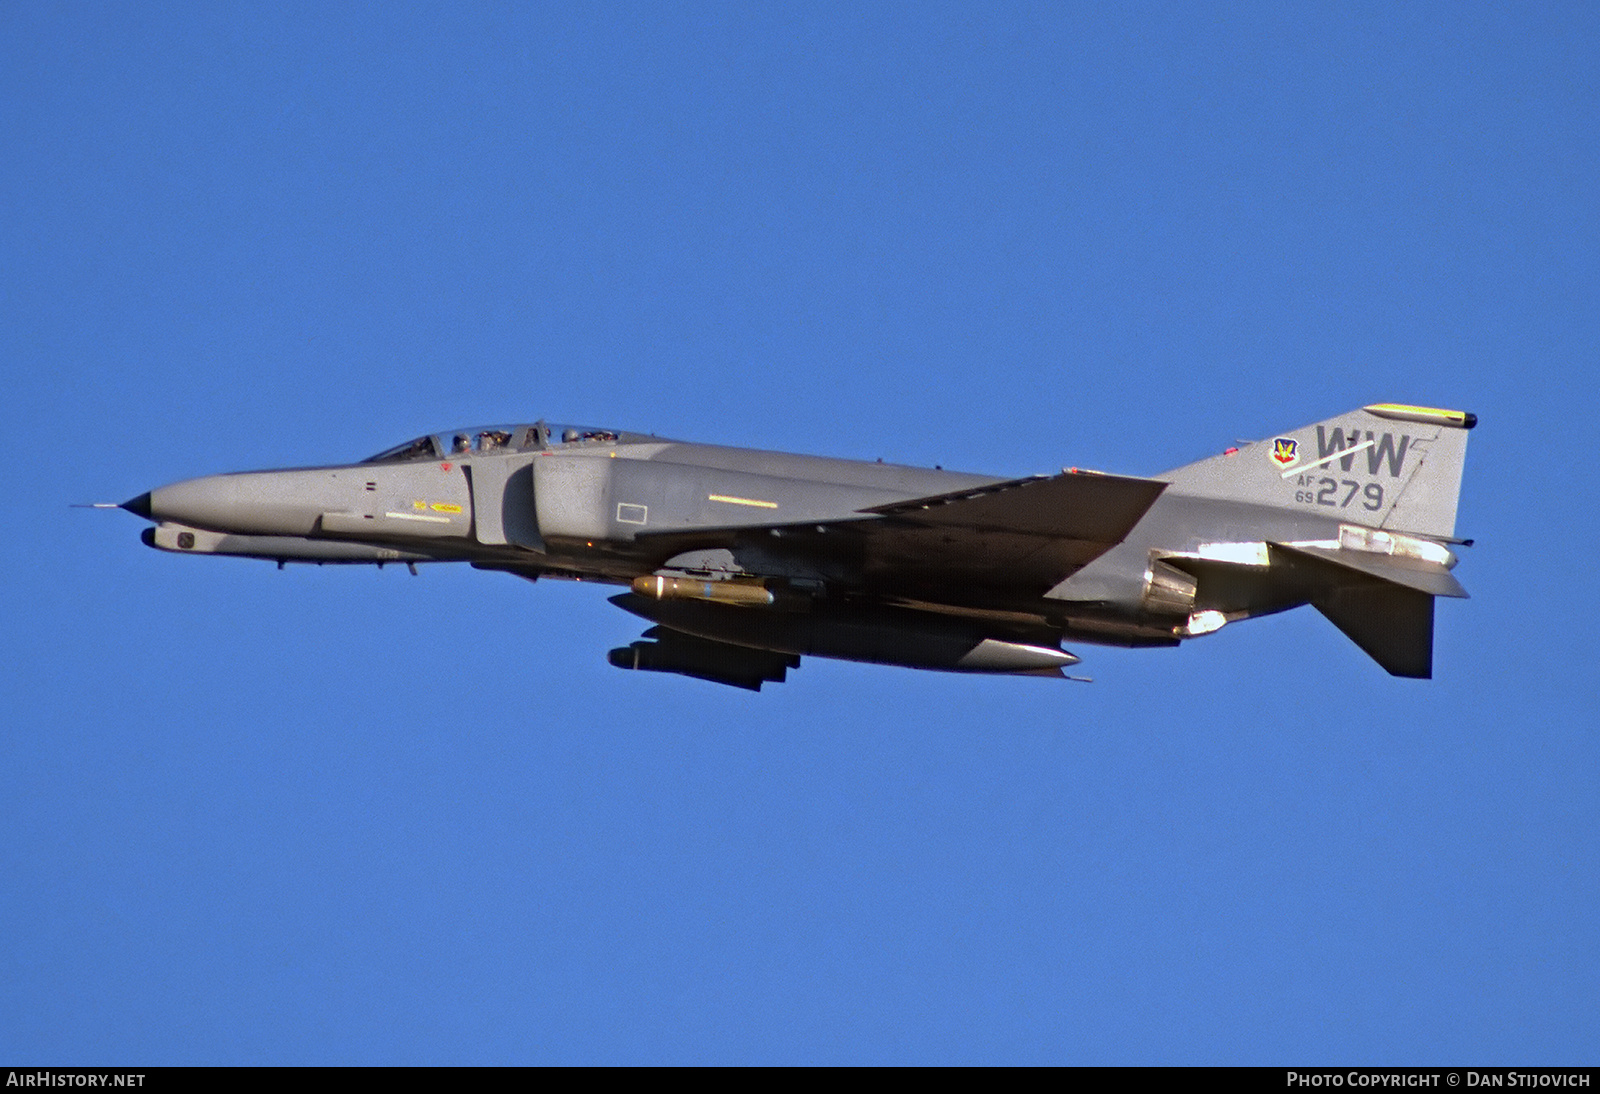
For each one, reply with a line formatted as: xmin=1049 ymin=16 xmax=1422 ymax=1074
xmin=116 ymin=404 xmax=1474 ymax=690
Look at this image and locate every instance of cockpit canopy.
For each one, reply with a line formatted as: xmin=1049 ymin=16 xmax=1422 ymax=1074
xmin=362 ymin=421 xmax=630 ymax=464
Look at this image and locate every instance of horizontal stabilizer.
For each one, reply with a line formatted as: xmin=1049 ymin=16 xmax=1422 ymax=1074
xmin=860 ymin=471 xmax=1167 ymax=543
xmin=1312 ymin=582 xmax=1435 ymax=679
xmin=1269 ymin=542 xmax=1468 ymax=598
xmin=1263 ymin=543 xmax=1438 ymax=677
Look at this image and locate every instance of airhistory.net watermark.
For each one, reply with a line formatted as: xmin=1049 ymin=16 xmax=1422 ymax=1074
xmin=6 ymin=1075 xmax=145 ymax=1088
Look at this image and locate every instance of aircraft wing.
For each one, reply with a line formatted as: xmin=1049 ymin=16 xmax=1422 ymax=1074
xmin=636 ymin=470 xmax=1167 ymax=598
xmin=859 ymin=470 xmax=1167 ymax=539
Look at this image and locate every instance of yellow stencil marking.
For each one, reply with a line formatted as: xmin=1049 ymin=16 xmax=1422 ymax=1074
xmin=430 ymin=503 xmax=463 ymax=514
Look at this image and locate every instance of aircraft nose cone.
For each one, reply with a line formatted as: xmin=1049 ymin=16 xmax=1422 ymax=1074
xmin=131 ymin=471 xmax=328 ymax=536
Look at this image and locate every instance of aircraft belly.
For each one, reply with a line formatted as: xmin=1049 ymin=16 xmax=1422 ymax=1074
xmin=611 ymin=594 xmax=1075 ymax=674
xmin=145 ymin=522 xmax=434 ymax=563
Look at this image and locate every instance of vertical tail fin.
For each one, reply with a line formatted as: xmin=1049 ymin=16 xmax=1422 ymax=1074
xmin=1160 ymin=403 xmax=1475 ymax=539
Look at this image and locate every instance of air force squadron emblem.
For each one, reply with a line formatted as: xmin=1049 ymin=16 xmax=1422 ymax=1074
xmin=1271 ymin=437 xmax=1299 ymax=466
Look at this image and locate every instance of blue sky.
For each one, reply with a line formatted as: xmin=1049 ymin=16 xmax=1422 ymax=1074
xmin=4 ymin=1 xmax=1597 ymax=1064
